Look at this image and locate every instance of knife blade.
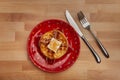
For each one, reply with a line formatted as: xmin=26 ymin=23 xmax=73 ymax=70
xmin=65 ymin=10 xmax=101 ymax=63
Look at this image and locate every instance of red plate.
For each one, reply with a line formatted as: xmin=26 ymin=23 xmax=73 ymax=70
xmin=27 ymin=19 xmax=80 ymax=72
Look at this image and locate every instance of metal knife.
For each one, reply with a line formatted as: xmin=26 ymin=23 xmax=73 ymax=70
xmin=65 ymin=10 xmax=101 ymax=63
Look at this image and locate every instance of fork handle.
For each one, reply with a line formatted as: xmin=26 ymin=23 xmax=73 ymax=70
xmin=81 ymin=36 xmax=101 ymax=63
xmin=89 ymin=30 xmax=109 ymax=58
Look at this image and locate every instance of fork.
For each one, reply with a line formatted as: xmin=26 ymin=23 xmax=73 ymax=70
xmin=77 ymin=11 xmax=109 ymax=58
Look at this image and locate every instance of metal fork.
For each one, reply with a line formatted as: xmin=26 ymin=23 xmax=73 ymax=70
xmin=77 ymin=11 xmax=109 ymax=58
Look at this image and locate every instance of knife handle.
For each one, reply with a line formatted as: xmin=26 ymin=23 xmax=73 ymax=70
xmin=90 ymin=30 xmax=109 ymax=58
xmin=81 ymin=36 xmax=101 ymax=63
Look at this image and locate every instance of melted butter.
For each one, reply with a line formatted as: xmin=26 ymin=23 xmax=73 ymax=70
xmin=47 ymin=38 xmax=62 ymax=53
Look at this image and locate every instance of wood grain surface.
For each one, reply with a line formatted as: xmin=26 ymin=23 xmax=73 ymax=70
xmin=0 ymin=0 xmax=120 ymax=80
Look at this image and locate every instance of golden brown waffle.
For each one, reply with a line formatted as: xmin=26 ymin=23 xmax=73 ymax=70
xmin=39 ymin=30 xmax=68 ymax=59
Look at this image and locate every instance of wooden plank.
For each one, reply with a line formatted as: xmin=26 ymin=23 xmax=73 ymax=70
xmin=0 ymin=31 xmax=15 ymax=42
xmin=0 ymin=61 xmax=22 ymax=73
xmin=0 ymin=22 xmax=24 ymax=31
xmin=86 ymin=0 xmax=120 ymax=4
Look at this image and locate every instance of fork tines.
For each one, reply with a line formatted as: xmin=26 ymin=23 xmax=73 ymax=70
xmin=77 ymin=11 xmax=85 ymax=20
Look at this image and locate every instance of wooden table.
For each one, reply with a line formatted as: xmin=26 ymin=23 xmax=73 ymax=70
xmin=0 ymin=0 xmax=120 ymax=80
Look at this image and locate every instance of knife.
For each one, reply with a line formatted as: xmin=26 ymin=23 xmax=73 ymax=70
xmin=65 ymin=10 xmax=101 ymax=63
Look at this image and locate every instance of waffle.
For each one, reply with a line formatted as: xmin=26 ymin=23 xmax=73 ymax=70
xmin=39 ymin=30 xmax=68 ymax=59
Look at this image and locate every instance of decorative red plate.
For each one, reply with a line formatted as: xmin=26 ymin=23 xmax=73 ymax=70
xmin=27 ymin=19 xmax=80 ymax=72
